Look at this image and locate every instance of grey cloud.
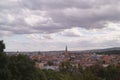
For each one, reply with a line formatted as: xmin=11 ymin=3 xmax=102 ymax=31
xmin=21 ymin=0 xmax=92 ymax=10
xmin=21 ymin=0 xmax=120 ymax=10
xmin=0 ymin=0 xmax=120 ymax=37
xmin=49 ymin=6 xmax=120 ymax=29
xmin=61 ymin=33 xmax=81 ymax=37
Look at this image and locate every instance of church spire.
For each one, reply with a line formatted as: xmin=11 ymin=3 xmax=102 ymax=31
xmin=65 ymin=45 xmax=68 ymax=56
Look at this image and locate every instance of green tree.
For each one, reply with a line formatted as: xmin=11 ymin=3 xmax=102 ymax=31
xmin=0 ymin=53 xmax=11 ymax=80
xmin=0 ymin=40 xmax=11 ymax=80
xmin=43 ymin=69 xmax=64 ymax=80
xmin=85 ymin=64 xmax=106 ymax=79
xmin=105 ymin=65 xmax=120 ymax=80
xmin=37 ymin=69 xmax=47 ymax=80
xmin=80 ymin=71 xmax=102 ymax=80
xmin=47 ymin=61 xmax=54 ymax=66
xmin=8 ymin=54 xmax=39 ymax=80
xmin=59 ymin=61 xmax=72 ymax=73
xmin=0 ymin=40 xmax=5 ymax=53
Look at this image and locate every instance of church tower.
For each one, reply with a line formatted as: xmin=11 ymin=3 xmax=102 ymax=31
xmin=65 ymin=45 xmax=68 ymax=56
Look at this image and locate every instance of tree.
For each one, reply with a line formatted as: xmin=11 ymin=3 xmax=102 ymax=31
xmin=43 ymin=69 xmax=64 ymax=80
xmin=80 ymin=71 xmax=102 ymax=80
xmin=85 ymin=64 xmax=106 ymax=79
xmin=8 ymin=54 xmax=39 ymax=80
xmin=105 ymin=65 xmax=120 ymax=80
xmin=0 ymin=40 xmax=46 ymax=80
xmin=47 ymin=61 xmax=54 ymax=66
xmin=0 ymin=40 xmax=5 ymax=53
xmin=0 ymin=40 xmax=11 ymax=80
xmin=59 ymin=61 xmax=72 ymax=73
xmin=37 ymin=69 xmax=47 ymax=80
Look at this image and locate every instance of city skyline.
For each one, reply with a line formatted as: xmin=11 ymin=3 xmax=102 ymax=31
xmin=0 ymin=0 xmax=120 ymax=51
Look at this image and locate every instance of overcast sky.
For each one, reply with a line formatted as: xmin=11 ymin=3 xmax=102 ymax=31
xmin=0 ymin=0 xmax=120 ymax=51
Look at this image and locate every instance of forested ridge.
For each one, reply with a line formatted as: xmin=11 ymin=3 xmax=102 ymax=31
xmin=96 ymin=50 xmax=120 ymax=55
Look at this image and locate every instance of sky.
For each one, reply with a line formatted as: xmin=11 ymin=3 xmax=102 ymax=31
xmin=0 ymin=0 xmax=120 ymax=51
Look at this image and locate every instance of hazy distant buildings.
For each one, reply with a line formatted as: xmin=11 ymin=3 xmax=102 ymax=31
xmin=15 ymin=46 xmax=120 ymax=70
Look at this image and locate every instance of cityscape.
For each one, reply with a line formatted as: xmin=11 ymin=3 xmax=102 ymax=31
xmin=7 ymin=46 xmax=120 ymax=71
xmin=0 ymin=0 xmax=120 ymax=80
xmin=0 ymin=42 xmax=119 ymax=80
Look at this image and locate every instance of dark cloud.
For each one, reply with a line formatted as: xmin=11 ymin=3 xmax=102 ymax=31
xmin=0 ymin=0 xmax=120 ymax=36
xmin=20 ymin=0 xmax=119 ymax=10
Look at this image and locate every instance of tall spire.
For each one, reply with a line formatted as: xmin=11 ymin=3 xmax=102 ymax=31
xmin=66 ymin=45 xmax=67 ymax=53
xmin=65 ymin=45 xmax=68 ymax=56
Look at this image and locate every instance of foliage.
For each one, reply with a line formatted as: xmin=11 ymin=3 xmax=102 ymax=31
xmin=47 ymin=61 xmax=54 ymax=66
xmin=105 ymin=65 xmax=120 ymax=80
xmin=8 ymin=54 xmax=39 ymax=80
xmin=59 ymin=61 xmax=72 ymax=73
xmin=0 ymin=40 xmax=5 ymax=53
xmin=0 ymin=52 xmax=11 ymax=80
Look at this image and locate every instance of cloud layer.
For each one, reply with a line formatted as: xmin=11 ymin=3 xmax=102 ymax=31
xmin=0 ymin=0 xmax=120 ymax=51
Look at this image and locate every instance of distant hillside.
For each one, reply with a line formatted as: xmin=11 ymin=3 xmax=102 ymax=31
xmin=96 ymin=50 xmax=120 ymax=55
xmin=101 ymin=47 xmax=120 ymax=51
xmin=88 ymin=47 xmax=120 ymax=55
xmin=6 ymin=47 xmax=120 ymax=55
